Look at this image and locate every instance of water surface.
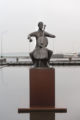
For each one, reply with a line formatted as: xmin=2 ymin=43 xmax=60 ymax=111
xmin=0 ymin=66 xmax=80 ymax=120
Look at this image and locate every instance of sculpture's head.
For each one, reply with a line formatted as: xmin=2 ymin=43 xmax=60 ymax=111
xmin=38 ymin=22 xmax=43 ymax=30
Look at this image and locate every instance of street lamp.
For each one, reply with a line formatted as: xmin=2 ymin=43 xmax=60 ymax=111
xmin=1 ymin=30 xmax=8 ymax=58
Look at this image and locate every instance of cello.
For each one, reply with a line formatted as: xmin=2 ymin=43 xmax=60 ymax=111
xmin=37 ymin=24 xmax=48 ymax=48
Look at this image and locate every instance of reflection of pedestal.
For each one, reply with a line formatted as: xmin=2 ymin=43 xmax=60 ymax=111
xmin=18 ymin=68 xmax=67 ymax=120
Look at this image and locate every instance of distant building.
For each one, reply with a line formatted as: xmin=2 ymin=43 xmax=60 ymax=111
xmin=52 ymin=54 xmax=64 ymax=58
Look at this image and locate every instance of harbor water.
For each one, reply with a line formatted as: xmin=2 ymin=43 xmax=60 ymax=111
xmin=0 ymin=66 xmax=80 ymax=120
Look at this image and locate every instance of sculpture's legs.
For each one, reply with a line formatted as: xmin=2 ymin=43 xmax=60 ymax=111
xmin=30 ymin=49 xmax=53 ymax=68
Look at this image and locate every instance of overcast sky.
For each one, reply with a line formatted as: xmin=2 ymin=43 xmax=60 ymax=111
xmin=0 ymin=0 xmax=80 ymax=54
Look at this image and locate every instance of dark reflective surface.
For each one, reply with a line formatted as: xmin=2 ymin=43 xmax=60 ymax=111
xmin=30 ymin=112 xmax=55 ymax=120
xmin=0 ymin=66 xmax=80 ymax=120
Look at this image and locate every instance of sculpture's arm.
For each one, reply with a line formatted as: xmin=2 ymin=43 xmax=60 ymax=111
xmin=27 ymin=32 xmax=37 ymax=42
xmin=45 ymin=31 xmax=56 ymax=38
xmin=28 ymin=32 xmax=36 ymax=38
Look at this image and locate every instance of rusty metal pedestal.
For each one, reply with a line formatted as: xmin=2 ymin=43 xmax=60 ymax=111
xmin=18 ymin=68 xmax=67 ymax=120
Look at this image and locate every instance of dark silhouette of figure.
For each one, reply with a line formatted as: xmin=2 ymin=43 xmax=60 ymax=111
xmin=28 ymin=22 xmax=56 ymax=67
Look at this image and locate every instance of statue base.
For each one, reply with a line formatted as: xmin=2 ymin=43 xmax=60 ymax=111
xmin=18 ymin=68 xmax=67 ymax=120
xmin=30 ymin=68 xmax=55 ymax=107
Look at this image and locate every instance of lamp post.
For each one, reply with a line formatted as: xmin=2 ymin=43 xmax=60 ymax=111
xmin=1 ymin=30 xmax=8 ymax=58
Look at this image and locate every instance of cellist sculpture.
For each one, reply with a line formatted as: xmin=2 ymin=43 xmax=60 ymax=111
xmin=28 ymin=22 xmax=56 ymax=67
xmin=18 ymin=22 xmax=67 ymax=120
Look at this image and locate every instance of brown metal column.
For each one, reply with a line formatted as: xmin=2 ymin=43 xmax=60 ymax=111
xmin=30 ymin=68 xmax=55 ymax=107
xmin=18 ymin=67 xmax=67 ymax=120
xmin=30 ymin=68 xmax=55 ymax=120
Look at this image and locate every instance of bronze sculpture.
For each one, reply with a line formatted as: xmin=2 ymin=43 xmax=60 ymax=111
xmin=18 ymin=23 xmax=67 ymax=120
xmin=28 ymin=22 xmax=56 ymax=67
